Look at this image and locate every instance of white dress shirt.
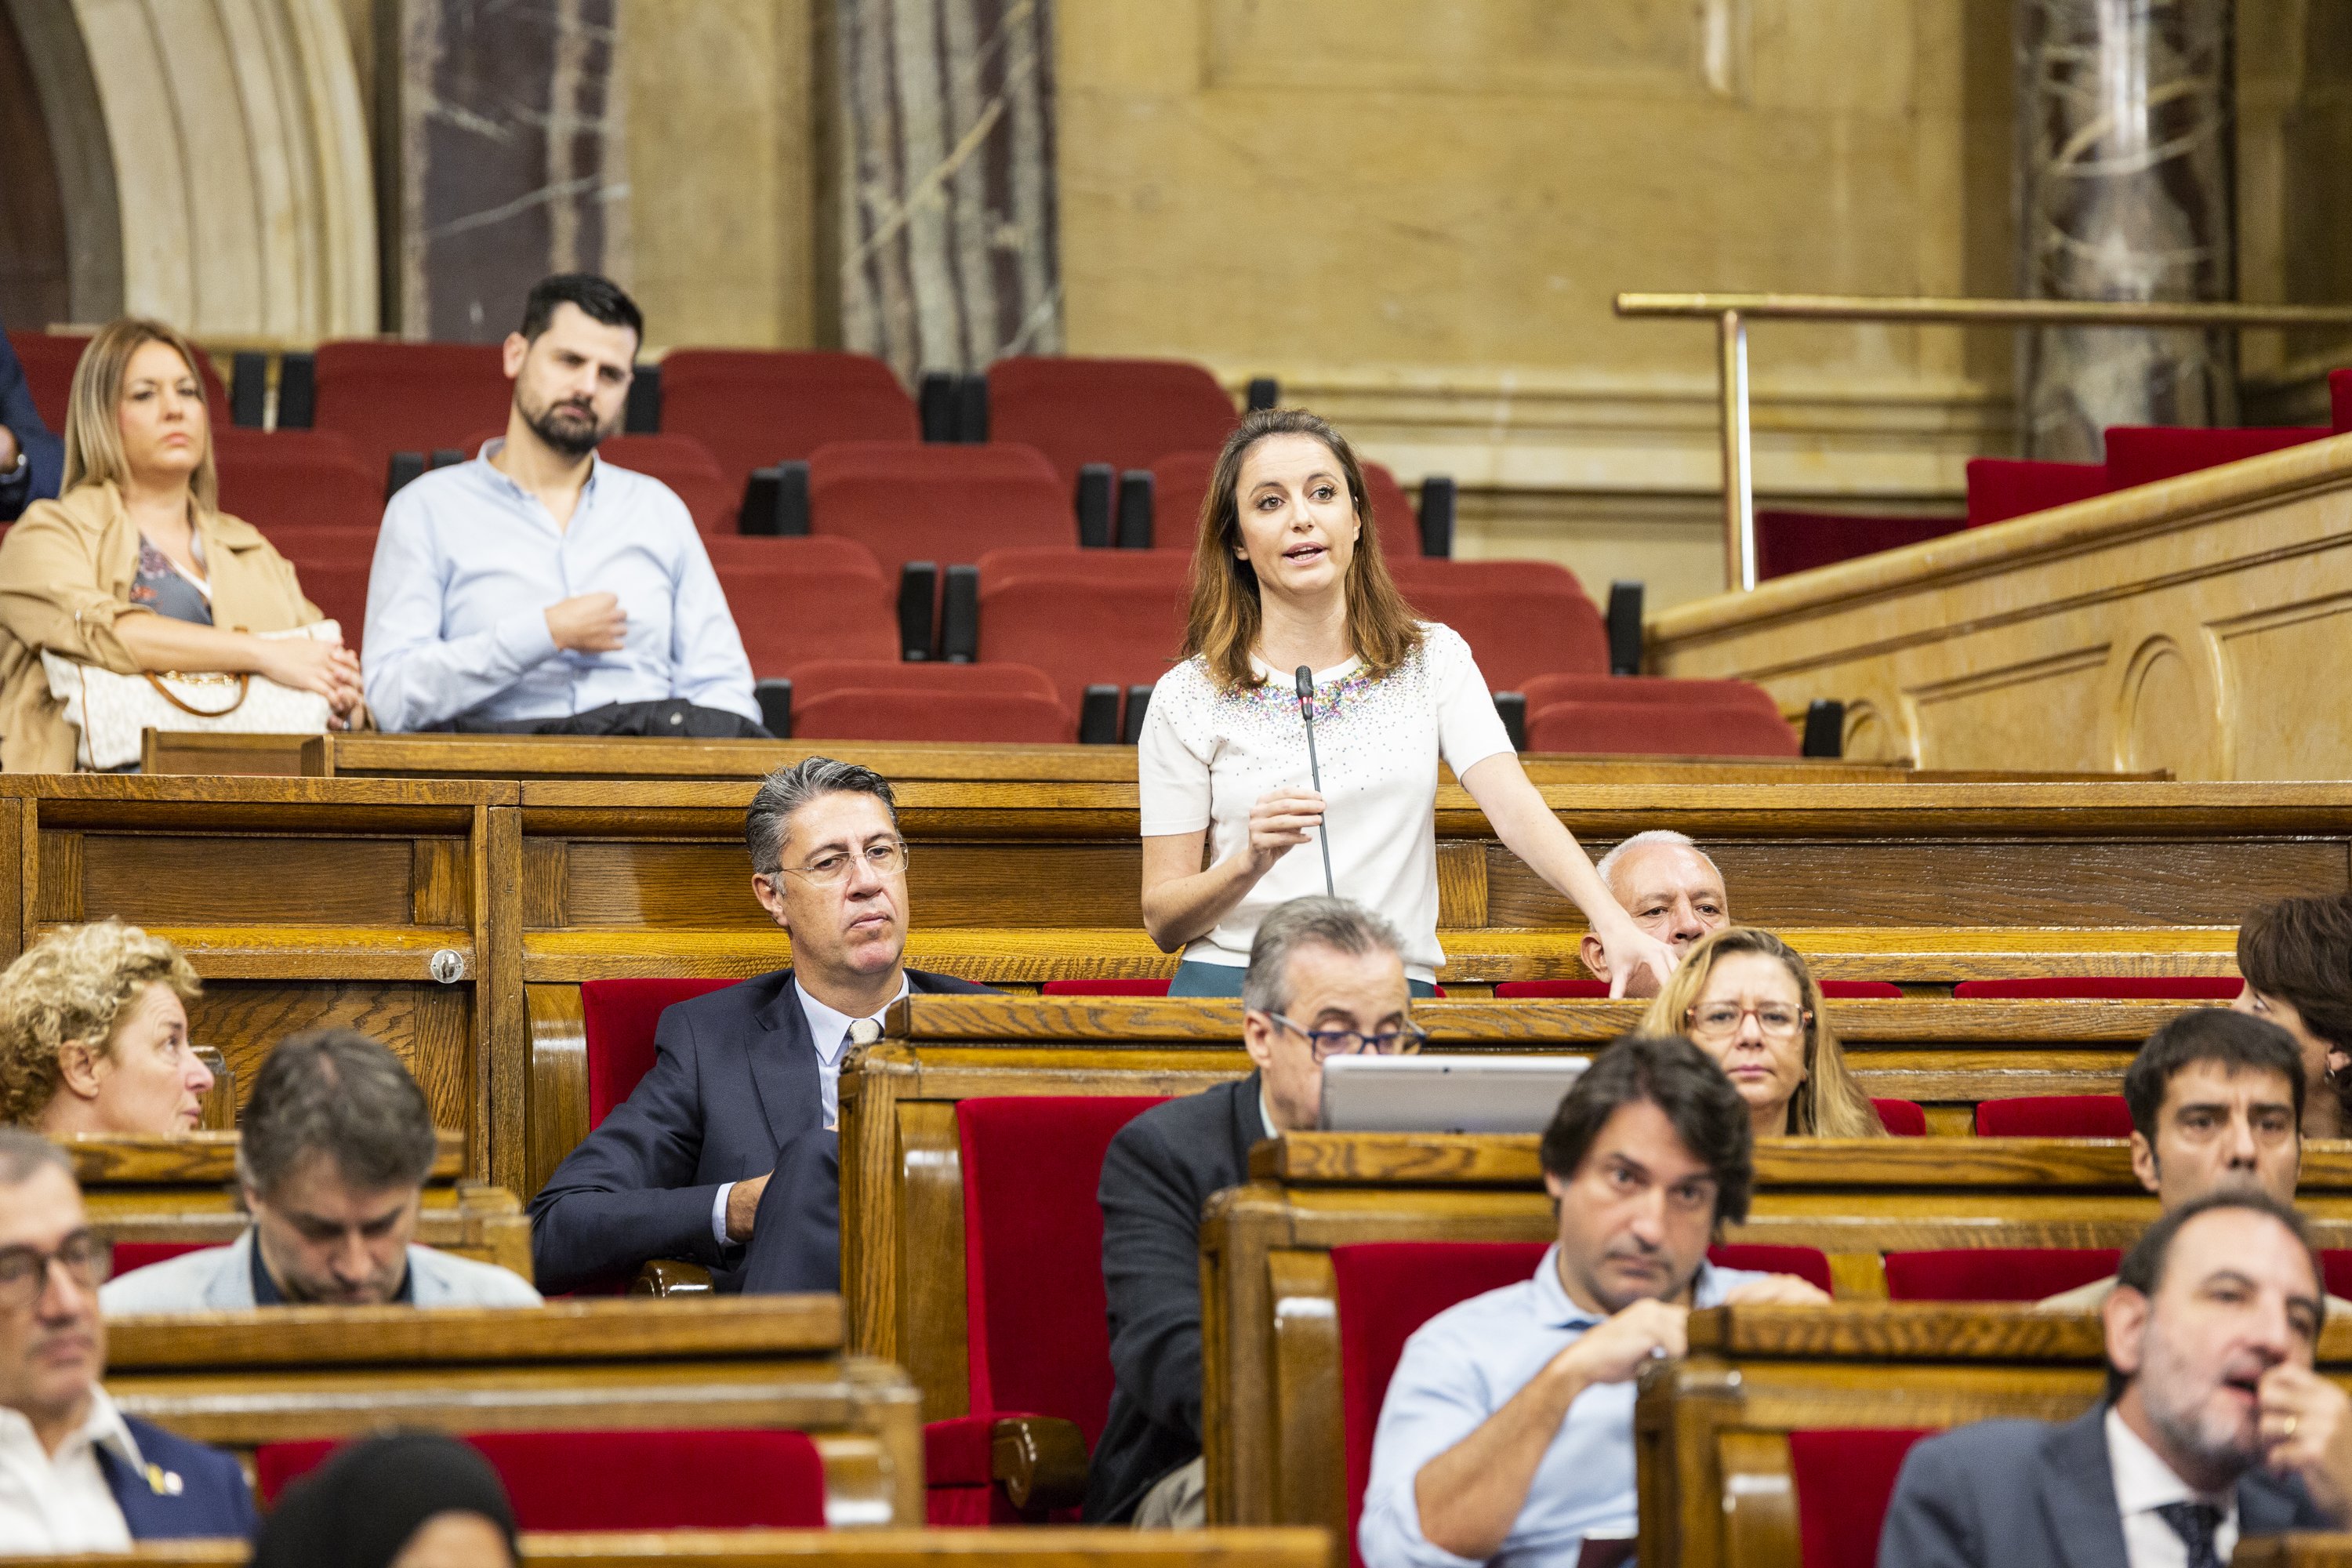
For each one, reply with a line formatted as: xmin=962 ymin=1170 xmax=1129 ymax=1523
xmin=2107 ymin=1406 xmax=2239 ymax=1568
xmin=362 ymin=441 xmax=760 ymax=731
xmin=709 ymin=974 xmax=912 ymax=1245
xmin=0 ymin=1387 xmax=139 ymax=1552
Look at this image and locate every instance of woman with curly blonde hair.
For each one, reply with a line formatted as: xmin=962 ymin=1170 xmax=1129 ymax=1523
xmin=1641 ymin=926 xmax=1885 ymax=1138
xmin=0 ymin=918 xmax=211 ymax=1134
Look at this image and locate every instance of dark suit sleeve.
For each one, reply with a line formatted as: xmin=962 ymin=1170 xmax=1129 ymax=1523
xmin=209 ymin=1445 xmax=260 ymax=1540
xmin=1098 ymin=1116 xmax=1213 ymax=1442
xmin=528 ymin=1006 xmax=731 ymax=1293
xmin=0 ymin=334 xmax=60 ymax=523
xmin=1877 ymin=1435 xmax=1985 ymax=1568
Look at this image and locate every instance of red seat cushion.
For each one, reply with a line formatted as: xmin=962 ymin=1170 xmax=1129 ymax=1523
xmin=1952 ymin=976 xmax=2243 ymax=1000
xmin=1385 ymin=558 xmax=1609 ymax=691
xmin=794 ymin=688 xmax=1072 ymax=744
xmin=1040 ymin=978 xmax=1174 ymax=996
xmin=2332 ymin=369 xmax=2352 ymax=434
xmin=809 ymin=441 xmax=1071 ymax=585
xmin=2325 ymin=1250 xmax=2352 ymax=1300
xmin=1790 ymin=1428 xmax=1933 ymax=1568
xmin=1526 ymin=698 xmax=1798 ymax=758
xmin=213 ymin=429 xmax=380 ymax=534
xmin=987 ymin=356 xmax=1237 ymax=490
xmin=311 ymin=340 xmax=512 ymax=485
xmin=1965 ymin=458 xmax=2111 ymax=527
xmin=109 ymin=1241 xmax=212 ymax=1276
xmin=659 ymin=350 xmax=920 ymax=530
xmin=1871 ymin=1098 xmax=1929 ymax=1137
xmin=1753 ymin=510 xmax=1969 ymax=580
xmin=579 ymin=978 xmax=746 ymax=1127
xmin=1973 ymin=1095 xmax=2133 ymax=1138
xmin=597 ymin=433 xmax=735 ymax=538
xmin=975 ymin=548 xmax=1190 ymax=720
xmin=1823 ymin=982 xmax=1903 ymax=999
xmin=1883 ymin=1248 xmax=2120 ymax=1301
xmin=716 ymin=546 xmax=897 ymax=677
xmin=1492 ymin=980 xmax=1612 ymax=998
xmin=1706 ymin=1244 xmax=1833 ymax=1294
xmin=259 ymin=1429 xmax=826 ymax=1529
xmin=2102 ymin=425 xmax=2331 ymax=489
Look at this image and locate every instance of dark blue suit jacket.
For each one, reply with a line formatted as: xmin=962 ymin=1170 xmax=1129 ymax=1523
xmin=98 ymin=1414 xmax=258 ymax=1540
xmin=0 ymin=324 xmax=64 ymax=522
xmin=528 ymin=966 xmax=993 ymax=1293
xmin=1878 ymin=1403 xmax=2333 ymax=1568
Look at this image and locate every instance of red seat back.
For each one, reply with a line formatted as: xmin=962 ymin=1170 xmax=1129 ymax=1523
xmin=809 ymin=442 xmax=1071 ymax=583
xmin=1952 ymin=977 xmax=2242 ymax=1000
xmin=1492 ymin=979 xmax=1612 ymax=998
xmin=660 ymin=350 xmax=920 ymax=525
xmin=1883 ymin=1247 xmax=2121 ymax=1301
xmin=1705 ymin=1244 xmax=1834 ymax=1293
xmin=2332 ymin=369 xmax=2352 ymax=434
xmin=311 ymin=341 xmax=512 ymax=485
xmin=110 ymin=1241 xmax=211 ymax=1276
xmin=1754 ymin=510 xmax=1969 ymax=579
xmin=10 ymin=332 xmax=229 ymax=430
xmin=975 ymin=548 xmax=1189 ymax=719
xmin=1790 ymin=1428 xmax=1933 ymax=1568
xmin=1965 ymin=457 xmax=2111 ymax=527
xmin=597 ymin=434 xmax=735 ymax=537
xmin=710 ymin=539 xmax=895 ymax=677
xmin=987 ymin=357 xmax=1237 ymax=489
xmin=794 ymin=686 xmax=1072 ymax=744
xmin=579 ymin=978 xmax=746 ymax=1127
xmin=1040 ymin=978 xmax=1174 ymax=996
xmin=1871 ymin=1098 xmax=1929 ymax=1136
xmin=212 ymin=429 xmax=380 ymax=533
xmin=956 ymin=1097 xmax=1166 ymax=1443
xmin=256 ymin=1428 xmax=826 ymax=1529
xmin=1520 ymin=674 xmax=1798 ymax=759
xmin=2102 ymin=425 xmax=2331 ymax=489
xmin=786 ymin=659 xmax=1058 ymax=702
xmin=2326 ymin=1250 xmax=2352 ymax=1300
xmin=1973 ymin=1095 xmax=2133 ymax=1138
xmin=1385 ymin=559 xmax=1608 ymax=691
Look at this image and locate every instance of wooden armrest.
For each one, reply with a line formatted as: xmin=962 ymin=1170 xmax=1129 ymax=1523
xmin=989 ymin=1414 xmax=1088 ymax=1512
xmin=630 ymin=1259 xmax=714 ymax=1297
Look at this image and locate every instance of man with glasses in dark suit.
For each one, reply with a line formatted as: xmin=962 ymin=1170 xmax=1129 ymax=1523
xmin=1087 ymin=895 xmax=1424 ymax=1526
xmin=528 ymin=757 xmax=993 ymax=1294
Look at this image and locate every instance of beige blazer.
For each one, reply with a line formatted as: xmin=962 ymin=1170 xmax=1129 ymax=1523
xmin=0 ymin=481 xmax=325 ymax=772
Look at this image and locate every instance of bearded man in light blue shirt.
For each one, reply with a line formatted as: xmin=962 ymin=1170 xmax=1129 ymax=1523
xmin=1359 ymin=1034 xmax=1831 ymax=1568
xmin=362 ymin=274 xmax=761 ymax=735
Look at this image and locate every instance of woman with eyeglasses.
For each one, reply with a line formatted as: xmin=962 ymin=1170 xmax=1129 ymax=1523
xmin=0 ymin=919 xmax=213 ymax=1135
xmin=1639 ymin=926 xmax=1885 ymax=1138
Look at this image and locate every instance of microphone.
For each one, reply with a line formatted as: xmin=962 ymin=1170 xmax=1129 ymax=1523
xmin=1294 ymin=665 xmax=1337 ymax=897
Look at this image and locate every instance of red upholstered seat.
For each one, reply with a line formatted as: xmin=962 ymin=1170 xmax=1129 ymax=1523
xmin=786 ymin=660 xmax=1072 ymax=744
xmin=1521 ymin=673 xmax=1798 ymax=759
xmin=257 ymin=1428 xmax=827 ymax=1529
xmin=1973 ymin=1095 xmax=2133 ymax=1138
xmin=1707 ymin=1244 xmax=1834 ymax=1294
xmin=710 ymin=539 xmax=896 ymax=678
xmin=2102 ymin=424 xmax=2331 ymax=489
xmin=1385 ymin=558 xmax=1609 ymax=691
xmin=975 ymin=547 xmax=1189 ymax=721
xmin=987 ymin=357 xmax=1237 ymax=490
xmin=1040 ymin=978 xmax=1174 ymax=996
xmin=579 ymin=977 xmax=746 ymax=1128
xmin=311 ymin=340 xmax=512 ymax=486
xmin=10 ymin=332 xmax=230 ymax=430
xmin=2333 ymin=369 xmax=2352 ymax=434
xmin=2326 ymin=1250 xmax=2352 ymax=1300
xmin=1952 ymin=976 xmax=2243 ymax=1000
xmin=1789 ymin=1428 xmax=1933 ymax=1568
xmin=213 ymin=429 xmax=380 ymax=534
xmin=1492 ymin=980 xmax=1612 ymax=998
xmin=927 ymin=1096 xmax=1166 ymax=1524
xmin=1753 ymin=510 xmax=1969 ymax=580
xmin=808 ymin=442 xmax=1072 ymax=587
xmin=596 ymin=434 xmax=735 ymax=537
xmin=1883 ymin=1247 xmax=2121 ymax=1301
xmin=109 ymin=1241 xmax=211 ymax=1276
xmin=1871 ymin=1098 xmax=1929 ymax=1137
xmin=660 ymin=349 xmax=920 ymax=530
xmin=1965 ymin=457 xmax=2111 ymax=527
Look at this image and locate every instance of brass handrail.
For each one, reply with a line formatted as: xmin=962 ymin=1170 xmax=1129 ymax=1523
xmin=1613 ymin=292 xmax=2352 ymax=592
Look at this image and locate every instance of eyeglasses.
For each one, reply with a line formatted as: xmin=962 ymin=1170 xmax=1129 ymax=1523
xmin=0 ymin=1230 xmax=111 ymax=1310
xmin=1265 ymin=1013 xmax=1429 ymax=1062
xmin=1685 ymin=1002 xmax=1809 ymax=1044
xmin=768 ymin=839 xmax=910 ymax=887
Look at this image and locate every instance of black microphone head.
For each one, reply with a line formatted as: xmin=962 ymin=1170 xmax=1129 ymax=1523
xmin=1294 ymin=665 xmax=1315 ymax=702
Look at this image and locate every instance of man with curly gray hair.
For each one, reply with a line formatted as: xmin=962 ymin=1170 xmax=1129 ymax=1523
xmin=0 ymin=920 xmax=210 ymax=1137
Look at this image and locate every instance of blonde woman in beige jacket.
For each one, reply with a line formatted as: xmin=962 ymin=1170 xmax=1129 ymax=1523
xmin=0 ymin=318 xmax=361 ymax=771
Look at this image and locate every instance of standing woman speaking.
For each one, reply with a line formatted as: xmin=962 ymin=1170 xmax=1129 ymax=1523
xmin=1139 ymin=408 xmax=1675 ymax=998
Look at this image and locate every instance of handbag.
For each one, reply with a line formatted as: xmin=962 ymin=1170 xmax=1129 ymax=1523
xmin=40 ymin=622 xmax=343 ymax=770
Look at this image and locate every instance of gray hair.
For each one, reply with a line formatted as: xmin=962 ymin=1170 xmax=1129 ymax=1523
xmin=0 ymin=1127 xmax=70 ymax=1189
xmin=236 ymin=1030 xmax=437 ymax=1198
xmin=746 ymin=757 xmax=900 ymax=876
xmin=1241 ymin=897 xmax=1407 ymax=1014
xmin=1593 ymin=829 xmax=1719 ymax=894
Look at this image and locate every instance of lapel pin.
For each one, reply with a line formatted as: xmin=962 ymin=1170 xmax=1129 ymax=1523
xmin=145 ymin=1464 xmax=184 ymax=1496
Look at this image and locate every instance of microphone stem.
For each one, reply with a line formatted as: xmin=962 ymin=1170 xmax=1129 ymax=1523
xmin=1302 ymin=710 xmax=1337 ymax=898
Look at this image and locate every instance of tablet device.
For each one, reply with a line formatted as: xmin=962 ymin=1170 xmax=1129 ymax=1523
xmin=1318 ymin=1054 xmax=1591 ymax=1134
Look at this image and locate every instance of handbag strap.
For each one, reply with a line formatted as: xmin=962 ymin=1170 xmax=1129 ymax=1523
xmin=142 ymin=670 xmax=250 ymax=717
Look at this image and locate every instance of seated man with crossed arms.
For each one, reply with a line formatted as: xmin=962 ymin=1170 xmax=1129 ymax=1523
xmin=1358 ymin=1034 xmax=1828 ymax=1568
xmin=1579 ymin=831 xmax=1730 ymax=1000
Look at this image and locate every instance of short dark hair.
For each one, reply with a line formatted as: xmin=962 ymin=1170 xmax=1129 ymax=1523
xmin=745 ymin=757 xmax=899 ymax=876
xmin=518 ymin=273 xmax=643 ymax=347
xmin=2240 ymin=895 xmax=2352 ymax=1054
xmin=1538 ymin=1034 xmax=1755 ymax=1225
xmin=236 ymin=1030 xmax=438 ymax=1199
xmin=2123 ymin=1008 xmax=2305 ymax=1140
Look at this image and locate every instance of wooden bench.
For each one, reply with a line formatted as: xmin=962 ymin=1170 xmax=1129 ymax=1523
xmin=71 ymin=1132 xmax=533 ymax=1283
xmin=103 ymin=1298 xmax=922 ymax=1525
xmin=1199 ymin=1134 xmax=2352 ymax=1534
xmin=1636 ymin=1305 xmax=2352 ymax=1568
xmin=2240 ymin=1538 xmax=2352 ymax=1567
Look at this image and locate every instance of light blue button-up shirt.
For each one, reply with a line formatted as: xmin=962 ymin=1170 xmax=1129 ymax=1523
xmin=1357 ymin=1245 xmax=1763 ymax=1568
xmin=362 ymin=443 xmax=760 ymax=731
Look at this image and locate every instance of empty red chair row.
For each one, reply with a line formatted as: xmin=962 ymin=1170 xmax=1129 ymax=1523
xmin=1519 ymin=673 xmax=1798 ymax=757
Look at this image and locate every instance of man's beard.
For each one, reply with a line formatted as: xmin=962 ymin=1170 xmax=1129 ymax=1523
xmin=527 ymin=395 xmax=610 ymax=458
xmin=2136 ymin=1326 xmax=2264 ymax=1483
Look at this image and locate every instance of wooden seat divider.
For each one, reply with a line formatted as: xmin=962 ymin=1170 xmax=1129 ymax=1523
xmin=1200 ymin=1133 xmax=2352 ymax=1536
xmin=1636 ymin=1305 xmax=2352 ymax=1568
xmin=71 ymin=1132 xmax=532 ymax=1283
xmin=103 ymin=1297 xmax=923 ymax=1526
xmin=2239 ymin=1537 xmax=2352 ymax=1567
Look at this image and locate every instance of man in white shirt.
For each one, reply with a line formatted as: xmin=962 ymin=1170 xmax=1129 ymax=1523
xmin=1881 ymin=1189 xmax=2352 ymax=1567
xmin=0 ymin=1129 xmax=254 ymax=1545
xmin=1579 ymin=830 xmax=1730 ymax=999
xmin=363 ymin=273 xmax=762 ymax=735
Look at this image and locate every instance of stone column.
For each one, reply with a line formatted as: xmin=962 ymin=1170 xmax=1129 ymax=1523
xmin=2015 ymin=0 xmax=2237 ymax=460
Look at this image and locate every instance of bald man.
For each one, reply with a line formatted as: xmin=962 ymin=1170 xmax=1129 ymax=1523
xmin=1578 ymin=831 xmax=1729 ymax=1000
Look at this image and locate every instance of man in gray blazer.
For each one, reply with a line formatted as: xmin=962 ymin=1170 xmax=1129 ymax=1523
xmin=1880 ymin=1189 xmax=2352 ymax=1567
xmin=102 ymin=1030 xmax=539 ymax=1311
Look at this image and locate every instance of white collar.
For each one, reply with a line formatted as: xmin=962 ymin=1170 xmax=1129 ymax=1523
xmin=0 ymin=1385 xmax=143 ymax=1475
xmin=2106 ymin=1405 xmax=2238 ymax=1520
xmin=797 ymin=974 xmax=911 ymax=1065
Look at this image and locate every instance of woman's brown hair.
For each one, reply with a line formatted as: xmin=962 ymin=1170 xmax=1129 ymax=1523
xmin=0 ymin=919 xmax=201 ymax=1126
xmin=1180 ymin=407 xmax=1423 ymax=691
xmin=60 ymin=318 xmax=218 ymax=510
xmin=1640 ymin=926 xmax=1886 ymax=1138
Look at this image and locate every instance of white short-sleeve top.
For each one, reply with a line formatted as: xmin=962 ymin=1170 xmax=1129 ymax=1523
xmin=1138 ymin=622 xmax=1513 ymax=984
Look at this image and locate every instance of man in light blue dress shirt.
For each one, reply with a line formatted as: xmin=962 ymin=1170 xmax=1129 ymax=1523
xmin=362 ymin=274 xmax=761 ymax=734
xmin=1359 ymin=1035 xmax=1831 ymax=1568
